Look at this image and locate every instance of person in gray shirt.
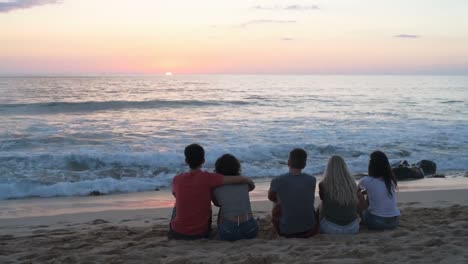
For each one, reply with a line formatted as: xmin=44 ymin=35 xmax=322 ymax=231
xmin=268 ymin=148 xmax=318 ymax=238
xmin=212 ymin=154 xmax=258 ymax=241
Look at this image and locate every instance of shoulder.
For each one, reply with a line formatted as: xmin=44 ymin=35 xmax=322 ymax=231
xmin=270 ymin=173 xmax=288 ymax=188
xmin=302 ymin=173 xmax=317 ymax=183
xmin=200 ymin=171 xmax=222 ymax=177
xmin=173 ymin=172 xmax=187 ymax=182
xmin=272 ymin=173 xmax=288 ymax=182
xmin=359 ymin=176 xmax=371 ymax=183
xmin=200 ymin=171 xmax=224 ymax=186
xmin=360 ymin=176 xmax=383 ymax=187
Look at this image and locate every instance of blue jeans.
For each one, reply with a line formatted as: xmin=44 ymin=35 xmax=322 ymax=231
xmin=363 ymin=211 xmax=400 ymax=230
xmin=218 ymin=218 xmax=258 ymax=241
xmin=320 ymin=218 xmax=360 ymax=234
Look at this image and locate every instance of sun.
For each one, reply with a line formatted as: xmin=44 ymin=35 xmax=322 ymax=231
xmin=165 ymin=72 xmax=173 ymax=76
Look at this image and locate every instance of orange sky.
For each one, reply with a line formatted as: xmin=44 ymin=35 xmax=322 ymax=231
xmin=1 ymin=0 xmax=467 ymax=74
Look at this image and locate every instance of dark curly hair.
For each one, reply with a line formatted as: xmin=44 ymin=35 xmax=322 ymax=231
xmin=215 ymin=154 xmax=241 ymax=176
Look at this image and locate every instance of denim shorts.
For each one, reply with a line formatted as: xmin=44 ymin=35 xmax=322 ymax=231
xmin=218 ymin=218 xmax=258 ymax=241
xmin=363 ymin=211 xmax=400 ymax=230
xmin=320 ymin=218 xmax=359 ymax=234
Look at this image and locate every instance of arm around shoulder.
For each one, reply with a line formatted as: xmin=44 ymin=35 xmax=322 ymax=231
xmin=222 ymin=176 xmax=255 ymax=191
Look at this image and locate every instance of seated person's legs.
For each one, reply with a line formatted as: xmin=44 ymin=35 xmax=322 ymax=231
xmin=363 ymin=211 xmax=399 ymax=230
xmin=271 ymin=203 xmax=282 ymax=234
xmin=168 ymin=207 xmax=212 ymax=240
xmin=218 ymin=217 xmax=258 ymax=241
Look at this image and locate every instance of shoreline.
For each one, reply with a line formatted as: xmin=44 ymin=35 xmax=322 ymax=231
xmin=1 ymin=188 xmax=467 ymax=230
xmin=1 ymin=175 xmax=468 ymax=220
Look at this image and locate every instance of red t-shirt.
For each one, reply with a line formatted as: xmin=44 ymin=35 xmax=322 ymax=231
xmin=170 ymin=170 xmax=224 ymax=235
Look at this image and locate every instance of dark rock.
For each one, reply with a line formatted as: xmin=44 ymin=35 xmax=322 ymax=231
xmin=392 ymin=160 xmax=410 ymax=167
xmin=392 ymin=167 xmax=424 ymax=180
xmin=89 ymin=190 xmax=103 ymax=196
xmin=427 ymin=174 xmax=445 ymax=178
xmin=416 ymin=160 xmax=437 ymax=175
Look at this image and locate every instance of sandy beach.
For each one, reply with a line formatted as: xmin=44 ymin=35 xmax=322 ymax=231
xmin=1 ymin=187 xmax=468 ymax=264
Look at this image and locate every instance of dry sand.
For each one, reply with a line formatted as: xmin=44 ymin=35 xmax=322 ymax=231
xmin=1 ymin=189 xmax=468 ymax=264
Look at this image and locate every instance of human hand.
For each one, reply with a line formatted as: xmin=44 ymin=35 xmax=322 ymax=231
xmin=247 ymin=179 xmax=255 ymax=191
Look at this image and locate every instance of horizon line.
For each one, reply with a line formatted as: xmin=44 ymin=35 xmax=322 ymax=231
xmin=1 ymin=73 xmax=467 ymax=77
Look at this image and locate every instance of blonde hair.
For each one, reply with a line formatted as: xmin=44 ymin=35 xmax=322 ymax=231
xmin=321 ymin=155 xmax=358 ymax=206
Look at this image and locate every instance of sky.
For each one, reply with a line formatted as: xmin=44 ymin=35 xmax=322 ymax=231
xmin=0 ymin=0 xmax=467 ymax=75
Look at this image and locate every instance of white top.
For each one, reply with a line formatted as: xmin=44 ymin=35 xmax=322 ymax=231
xmin=358 ymin=176 xmax=400 ymax=217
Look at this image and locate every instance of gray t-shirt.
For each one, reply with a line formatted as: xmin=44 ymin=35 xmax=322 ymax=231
xmin=213 ymin=184 xmax=252 ymax=218
xmin=270 ymin=173 xmax=317 ymax=234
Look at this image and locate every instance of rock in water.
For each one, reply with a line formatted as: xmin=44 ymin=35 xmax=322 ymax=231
xmin=89 ymin=190 xmax=103 ymax=196
xmin=428 ymin=174 xmax=445 ymax=178
xmin=416 ymin=160 xmax=437 ymax=175
xmin=391 ymin=160 xmax=424 ymax=180
xmin=392 ymin=167 xmax=424 ymax=180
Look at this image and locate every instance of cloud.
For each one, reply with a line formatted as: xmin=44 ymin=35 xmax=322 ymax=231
xmin=0 ymin=0 xmax=60 ymax=13
xmin=394 ymin=34 xmax=420 ymax=39
xmin=281 ymin=37 xmax=293 ymax=41
xmin=253 ymin=5 xmax=319 ymax=11
xmin=238 ymin=19 xmax=296 ymax=28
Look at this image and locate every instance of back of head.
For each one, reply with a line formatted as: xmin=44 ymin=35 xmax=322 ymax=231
xmin=215 ymin=154 xmax=241 ymax=176
xmin=184 ymin=144 xmax=205 ymax=169
xmin=289 ymin=148 xmax=307 ymax=170
xmin=368 ymin=150 xmax=397 ymax=196
xmin=321 ymin=155 xmax=357 ymax=205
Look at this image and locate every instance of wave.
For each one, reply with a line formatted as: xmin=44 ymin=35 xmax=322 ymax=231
xmin=0 ymin=99 xmax=251 ymax=114
xmin=1 ymin=143 xmax=467 ymax=199
xmin=0 ymin=177 xmax=173 ymax=200
xmin=440 ymin=100 xmax=465 ymax=104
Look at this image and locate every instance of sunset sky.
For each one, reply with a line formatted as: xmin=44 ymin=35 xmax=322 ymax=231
xmin=1 ymin=0 xmax=467 ymax=75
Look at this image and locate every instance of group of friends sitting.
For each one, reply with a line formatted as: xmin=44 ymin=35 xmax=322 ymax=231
xmin=168 ymin=144 xmax=400 ymax=241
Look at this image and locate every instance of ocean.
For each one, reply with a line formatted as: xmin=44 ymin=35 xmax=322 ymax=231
xmin=1 ymin=75 xmax=467 ymax=200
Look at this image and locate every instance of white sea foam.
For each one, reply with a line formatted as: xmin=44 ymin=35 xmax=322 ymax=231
xmin=0 ymin=75 xmax=467 ymax=199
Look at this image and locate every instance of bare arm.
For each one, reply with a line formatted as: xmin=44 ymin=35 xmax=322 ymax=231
xmin=211 ymin=190 xmax=220 ymax=207
xmin=268 ymin=189 xmax=278 ymax=203
xmin=318 ymin=182 xmax=324 ymax=201
xmin=357 ymin=190 xmax=368 ymax=214
xmin=222 ymin=176 xmax=255 ymax=191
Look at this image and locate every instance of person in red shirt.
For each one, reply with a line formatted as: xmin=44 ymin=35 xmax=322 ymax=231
xmin=168 ymin=143 xmax=254 ymax=240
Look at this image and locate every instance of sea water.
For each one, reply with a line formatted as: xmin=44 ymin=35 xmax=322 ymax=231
xmin=0 ymin=75 xmax=467 ymax=200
